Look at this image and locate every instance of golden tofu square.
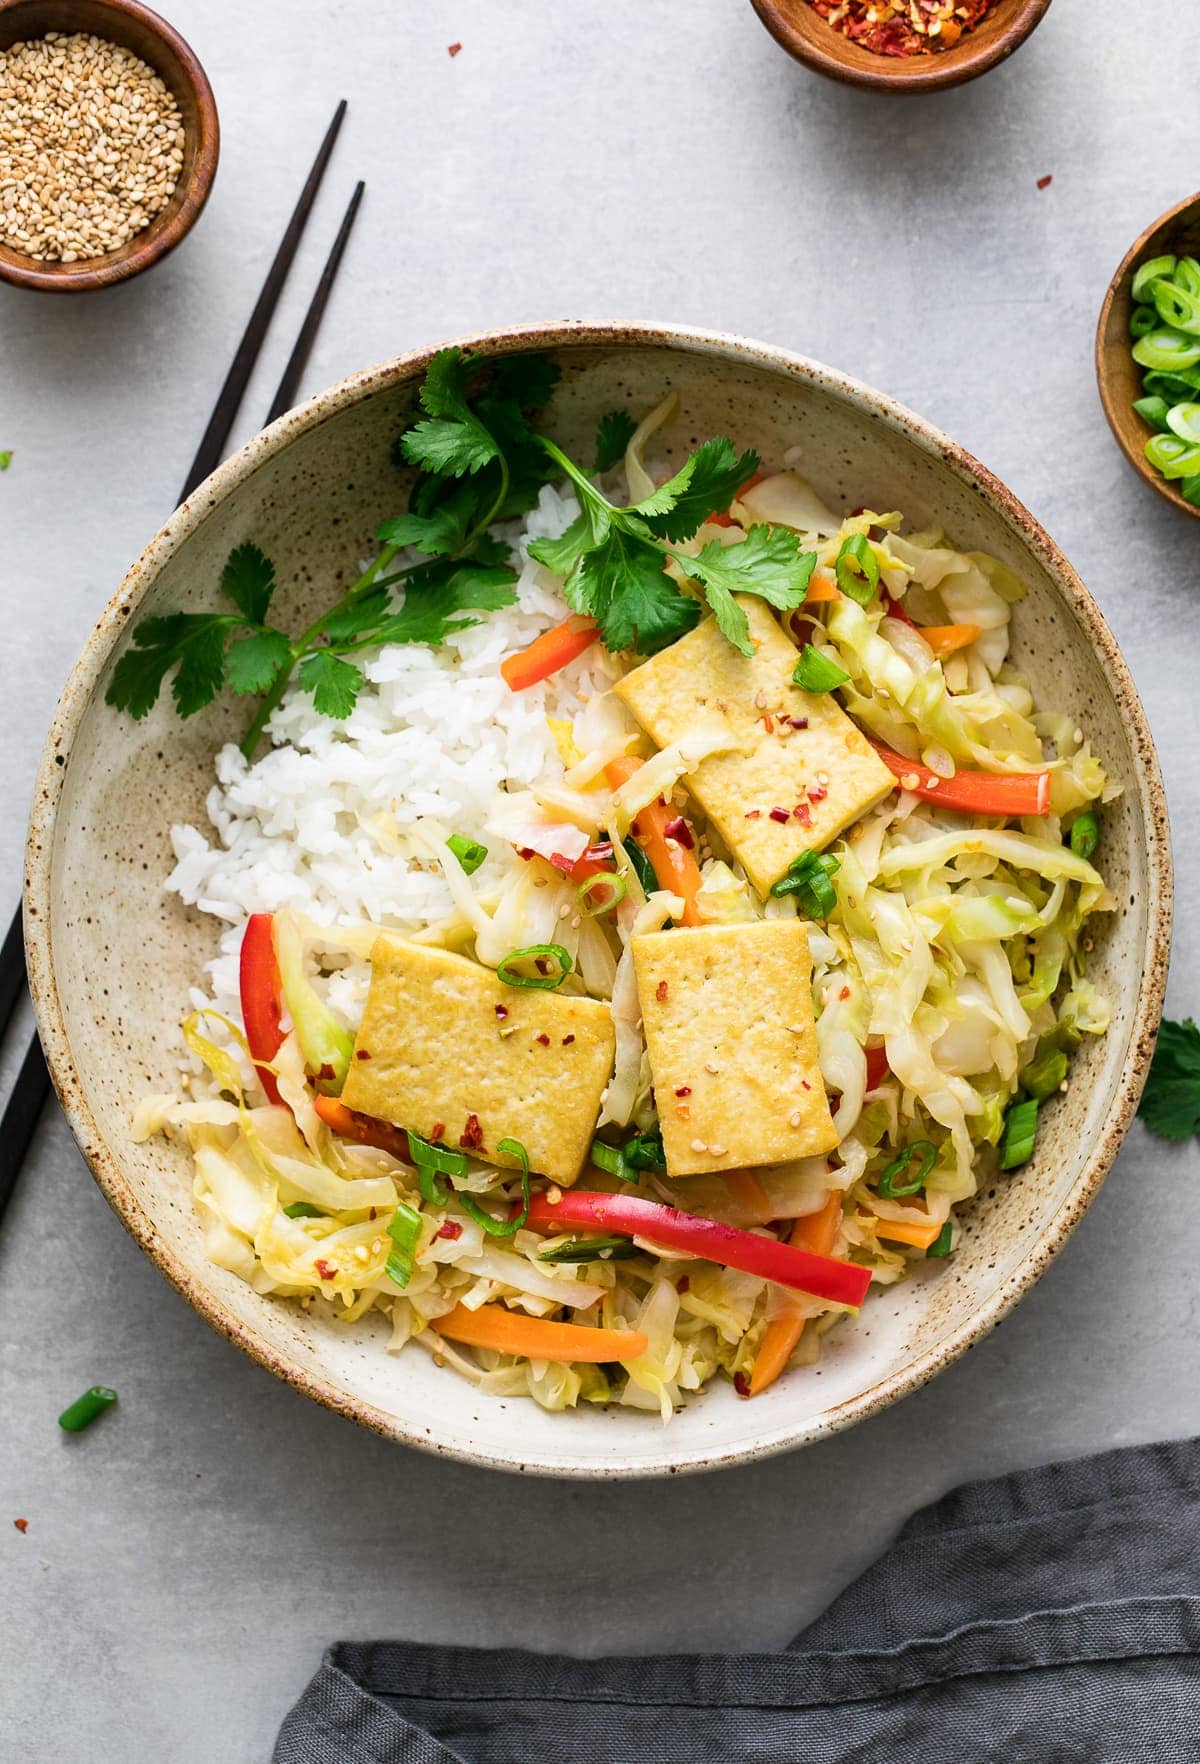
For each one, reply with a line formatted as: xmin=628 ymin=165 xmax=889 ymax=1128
xmin=632 ymin=919 xmax=837 ymax=1177
xmin=614 ymin=597 xmax=893 ymax=896
xmin=341 ymin=934 xmax=615 ymax=1184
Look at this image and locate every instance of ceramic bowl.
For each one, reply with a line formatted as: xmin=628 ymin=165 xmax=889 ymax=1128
xmin=0 ymin=0 xmax=218 ymax=293
xmin=748 ymin=0 xmax=1052 ymax=95
xmin=1095 ymin=190 xmax=1200 ymax=524
xmin=25 ymin=322 xmax=1171 ymax=1478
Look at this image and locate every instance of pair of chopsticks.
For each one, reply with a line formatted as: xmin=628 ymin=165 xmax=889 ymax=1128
xmin=0 ymin=102 xmax=364 ymax=1223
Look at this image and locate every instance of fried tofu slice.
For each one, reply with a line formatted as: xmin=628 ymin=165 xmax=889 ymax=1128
xmin=341 ymin=934 xmax=615 ymax=1184
xmin=614 ymin=598 xmax=893 ymax=896
xmin=632 ymin=919 xmax=838 ymax=1177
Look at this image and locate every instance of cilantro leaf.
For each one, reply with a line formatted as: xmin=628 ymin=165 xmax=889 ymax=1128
xmin=672 ymin=524 xmax=817 ymax=654
xmin=528 ymin=504 xmax=612 ymax=579
xmin=377 ymin=502 xmax=471 ymax=557
xmin=570 ymin=529 xmax=699 ymax=655
xmin=373 ymin=564 xmax=518 ymax=646
xmin=320 ymin=587 xmax=392 ymax=645
xmin=635 ymin=440 xmax=760 ymax=543
xmin=489 ymin=354 xmax=561 ymax=413
xmin=106 ymin=613 xmax=236 ymax=720
xmin=594 ymin=410 xmax=637 ymax=473
xmin=1138 ymin=1017 xmax=1200 ymax=1142
xmin=220 ymin=543 xmax=277 ymax=625
xmin=400 ymin=416 xmax=498 ymax=477
xmin=298 ymin=650 xmax=363 ymax=719
xmin=225 ymin=628 xmax=292 ymax=695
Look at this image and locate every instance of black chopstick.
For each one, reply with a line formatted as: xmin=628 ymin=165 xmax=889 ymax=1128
xmin=0 ymin=126 xmax=361 ymax=1226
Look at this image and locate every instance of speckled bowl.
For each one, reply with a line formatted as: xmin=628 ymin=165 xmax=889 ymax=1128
xmin=25 ymin=322 xmax=1171 ymax=1478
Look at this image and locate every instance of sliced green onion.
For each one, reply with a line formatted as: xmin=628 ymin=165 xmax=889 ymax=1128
xmin=793 ymin=645 xmax=851 ymax=694
xmin=622 ymin=835 xmax=657 ymax=896
xmin=578 ymin=871 xmax=626 ymax=917
xmin=1142 ymin=370 xmax=1200 ymax=403
xmin=1150 ymin=276 xmax=1200 ymax=338
xmin=926 ymin=1221 xmax=953 ymax=1259
xmin=58 ymin=1386 xmax=118 ymax=1433
xmin=876 ymin=1139 xmax=937 ymax=1198
xmin=1133 ymin=329 xmax=1200 ymax=374
xmin=1146 ymin=433 xmax=1200 ymax=481
xmin=538 ymin=1234 xmax=640 ymax=1264
xmin=446 ymin=833 xmax=487 ymax=875
xmin=1166 ymin=402 xmax=1200 ymax=445
xmin=834 ymin=532 xmax=880 ymax=605
xmin=621 ymin=1128 xmax=666 ymax=1171
xmin=998 ymin=1096 xmax=1038 ymax=1171
xmin=1129 ymin=304 xmax=1159 ymax=339
xmin=283 ymin=1201 xmax=324 ymax=1219
xmin=407 ymin=1129 xmax=468 ymax=1205
xmin=1181 ymin=474 xmax=1200 ymax=508
xmin=770 ymin=848 xmax=840 ymax=917
xmin=1068 ymin=808 xmax=1099 ymax=860
xmin=589 ymin=1139 xmax=625 ymax=1176
xmin=454 ymin=1137 xmax=531 ymax=1237
xmin=1174 ymin=257 xmax=1200 ymax=299
xmin=385 ymin=1201 xmax=422 ymax=1288
xmin=1022 ymin=1045 xmax=1069 ymax=1103
xmin=1132 ymin=395 xmax=1172 ymax=432
xmin=1131 ymin=253 xmax=1177 ymax=302
xmin=496 ymin=943 xmax=573 ymax=990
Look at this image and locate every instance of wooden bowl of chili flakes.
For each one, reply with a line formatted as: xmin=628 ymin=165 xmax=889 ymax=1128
xmin=748 ymin=0 xmax=1053 ymax=94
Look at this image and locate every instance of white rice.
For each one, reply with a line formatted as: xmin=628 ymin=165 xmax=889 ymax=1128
xmin=167 ymin=482 xmax=602 ymax=1025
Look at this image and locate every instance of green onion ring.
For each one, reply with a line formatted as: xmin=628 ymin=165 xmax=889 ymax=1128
xmin=496 ymin=943 xmax=573 ymax=990
xmin=578 ymin=872 xmax=627 ymax=917
xmin=385 ymin=1201 xmax=422 ymax=1289
xmin=834 ymin=532 xmax=880 ymax=605
xmin=58 ymin=1386 xmax=118 ymax=1433
xmin=876 ymin=1140 xmax=937 ymax=1198
xmin=454 ymin=1136 xmax=531 ymax=1237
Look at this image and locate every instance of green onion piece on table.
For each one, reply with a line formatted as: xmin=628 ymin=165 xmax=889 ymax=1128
xmin=454 ymin=1137 xmax=531 ymax=1237
xmin=577 ymin=871 xmax=626 ymax=917
xmin=446 ymin=833 xmax=488 ymax=875
xmin=496 ymin=943 xmax=573 ymax=990
xmin=998 ymin=1096 xmax=1039 ymax=1170
xmin=926 ymin=1222 xmax=954 ymax=1260
xmin=1131 ymin=254 xmax=1176 ymax=302
xmin=793 ymin=645 xmax=851 ymax=694
xmin=386 ymin=1202 xmax=422 ymax=1288
xmin=58 ymin=1386 xmax=118 ymax=1433
xmin=1022 ymin=1045 xmax=1069 ymax=1102
xmin=538 ymin=1235 xmax=640 ymax=1264
xmin=834 ymin=532 xmax=880 ymax=605
xmin=876 ymin=1140 xmax=937 ymax=1198
xmin=1069 ymin=808 xmax=1100 ymax=860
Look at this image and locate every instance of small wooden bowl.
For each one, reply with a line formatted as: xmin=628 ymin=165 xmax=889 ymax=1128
xmin=1096 ymin=191 xmax=1200 ymax=524
xmin=0 ymin=0 xmax=218 ymax=293
xmin=748 ymin=0 xmax=1052 ymax=93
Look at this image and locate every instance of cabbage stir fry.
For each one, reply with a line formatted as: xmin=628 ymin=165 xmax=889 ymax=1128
xmin=139 ymin=368 xmax=1115 ymax=1419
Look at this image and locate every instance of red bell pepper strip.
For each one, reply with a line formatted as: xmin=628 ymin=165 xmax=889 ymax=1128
xmin=525 ymin=1191 xmax=871 ymax=1308
xmin=569 ymin=842 xmax=617 ymax=883
xmin=239 ymin=913 xmax=285 ymax=1106
xmin=864 ymin=1044 xmax=890 ymax=1090
xmin=870 ymin=744 xmax=1051 ymax=818
xmin=501 ymin=616 xmax=598 ymax=691
xmin=313 ymin=1094 xmax=411 ymax=1162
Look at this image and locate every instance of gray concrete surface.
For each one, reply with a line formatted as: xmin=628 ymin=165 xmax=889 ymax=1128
xmin=1 ymin=1 xmax=1198 ymax=1756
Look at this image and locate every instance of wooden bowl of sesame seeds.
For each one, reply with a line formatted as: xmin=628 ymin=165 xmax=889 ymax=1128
xmin=748 ymin=0 xmax=1053 ymax=94
xmin=0 ymin=0 xmax=217 ymax=292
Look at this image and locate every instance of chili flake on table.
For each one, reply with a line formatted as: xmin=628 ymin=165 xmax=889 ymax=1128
xmin=806 ymin=0 xmax=997 ymax=55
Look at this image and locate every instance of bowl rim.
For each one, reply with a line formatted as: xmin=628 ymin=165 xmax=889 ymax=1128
xmin=747 ymin=0 xmax=1053 ymax=94
xmin=24 ymin=318 xmax=1173 ymax=1478
xmin=0 ymin=0 xmax=220 ymax=293
xmin=1094 ymin=188 xmax=1200 ymax=524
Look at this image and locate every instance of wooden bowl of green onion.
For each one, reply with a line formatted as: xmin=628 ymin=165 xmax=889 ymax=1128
xmin=1096 ymin=191 xmax=1200 ymax=523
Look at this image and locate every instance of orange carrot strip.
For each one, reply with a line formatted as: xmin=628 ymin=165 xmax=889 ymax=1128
xmin=501 ymin=616 xmax=598 ymax=691
xmin=805 ymin=575 xmax=840 ymax=603
xmin=870 ymin=743 xmax=1051 ymax=817
xmin=748 ymin=1192 xmax=842 ymax=1397
xmin=435 ymin=1302 xmax=648 ymax=1364
xmin=920 ymin=623 xmax=982 ymax=658
xmin=604 ymin=755 xmax=704 ymax=925
xmin=873 ymin=1214 xmax=944 ymax=1250
xmin=314 ymin=1094 xmax=410 ymax=1161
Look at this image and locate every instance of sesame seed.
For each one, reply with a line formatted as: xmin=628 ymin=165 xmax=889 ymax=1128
xmin=789 ymin=1109 xmax=803 ymax=1128
xmin=901 ymin=773 xmax=921 ymax=792
xmin=546 ymin=1185 xmax=563 ymax=1205
xmin=708 ymin=1143 xmax=727 ymax=1157
xmin=690 ymin=1138 xmax=708 ymax=1153
xmin=703 ymin=1061 xmax=719 ymax=1075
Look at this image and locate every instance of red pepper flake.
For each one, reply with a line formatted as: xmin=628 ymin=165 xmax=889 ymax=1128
xmin=562 ymin=1033 xmax=576 ymax=1046
xmin=807 ymin=0 xmax=995 ymax=56
xmin=801 ymin=1079 xmax=812 ymax=1091
xmin=447 ymin=40 xmax=462 ymax=56
xmin=676 ymin=1275 xmax=690 ymax=1294
xmin=435 ymin=1220 xmax=463 ymax=1242
xmin=355 ymin=1048 xmax=372 ymax=1061
xmin=517 ymin=846 xmax=536 ymax=861
xmin=656 ymin=980 xmax=669 ymax=1003
xmin=787 ymin=716 xmax=810 ymax=731
xmin=459 ymin=1113 xmax=484 ymax=1151
xmin=13 ymin=1517 xmax=28 ymax=1533
xmin=315 ymin=1259 xmax=337 ymax=1281
xmin=664 ymin=814 xmax=695 ymax=849
xmin=431 ymin=1121 xmax=446 ymax=1142
xmin=808 ymin=786 xmax=828 ymax=804
xmin=733 ymin=1370 xmax=750 ymax=1398
xmin=369 ymin=1207 xmax=377 ymax=1221
xmin=494 ymin=1004 xmax=509 ymax=1019
xmin=793 ymin=802 xmax=812 ymax=827
xmin=762 ymin=713 xmax=774 ymax=733
xmin=316 ymin=1063 xmax=335 ymax=1082
xmin=1037 ymin=174 xmax=1053 ymax=190
xmin=769 ymin=806 xmax=791 ymax=825
xmin=839 ymin=985 xmax=852 ymax=1001
xmin=745 ymin=808 xmax=762 ymax=820
xmin=674 ymin=1085 xmax=692 ymax=1097
xmin=535 ymin=1033 xmax=551 ymax=1047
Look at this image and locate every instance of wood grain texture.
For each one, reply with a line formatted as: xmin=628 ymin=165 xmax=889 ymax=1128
xmin=1095 ymin=190 xmax=1200 ymax=525
xmin=747 ymin=0 xmax=1052 ymax=93
xmin=0 ymin=0 xmax=218 ymax=293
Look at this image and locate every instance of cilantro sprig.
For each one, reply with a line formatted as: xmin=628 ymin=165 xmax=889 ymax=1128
xmin=1138 ymin=1017 xmax=1200 ymax=1142
xmin=107 ymin=350 xmax=559 ymax=758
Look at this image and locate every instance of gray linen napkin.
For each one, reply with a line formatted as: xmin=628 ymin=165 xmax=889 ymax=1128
xmin=274 ymin=1436 xmax=1200 ymax=1762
